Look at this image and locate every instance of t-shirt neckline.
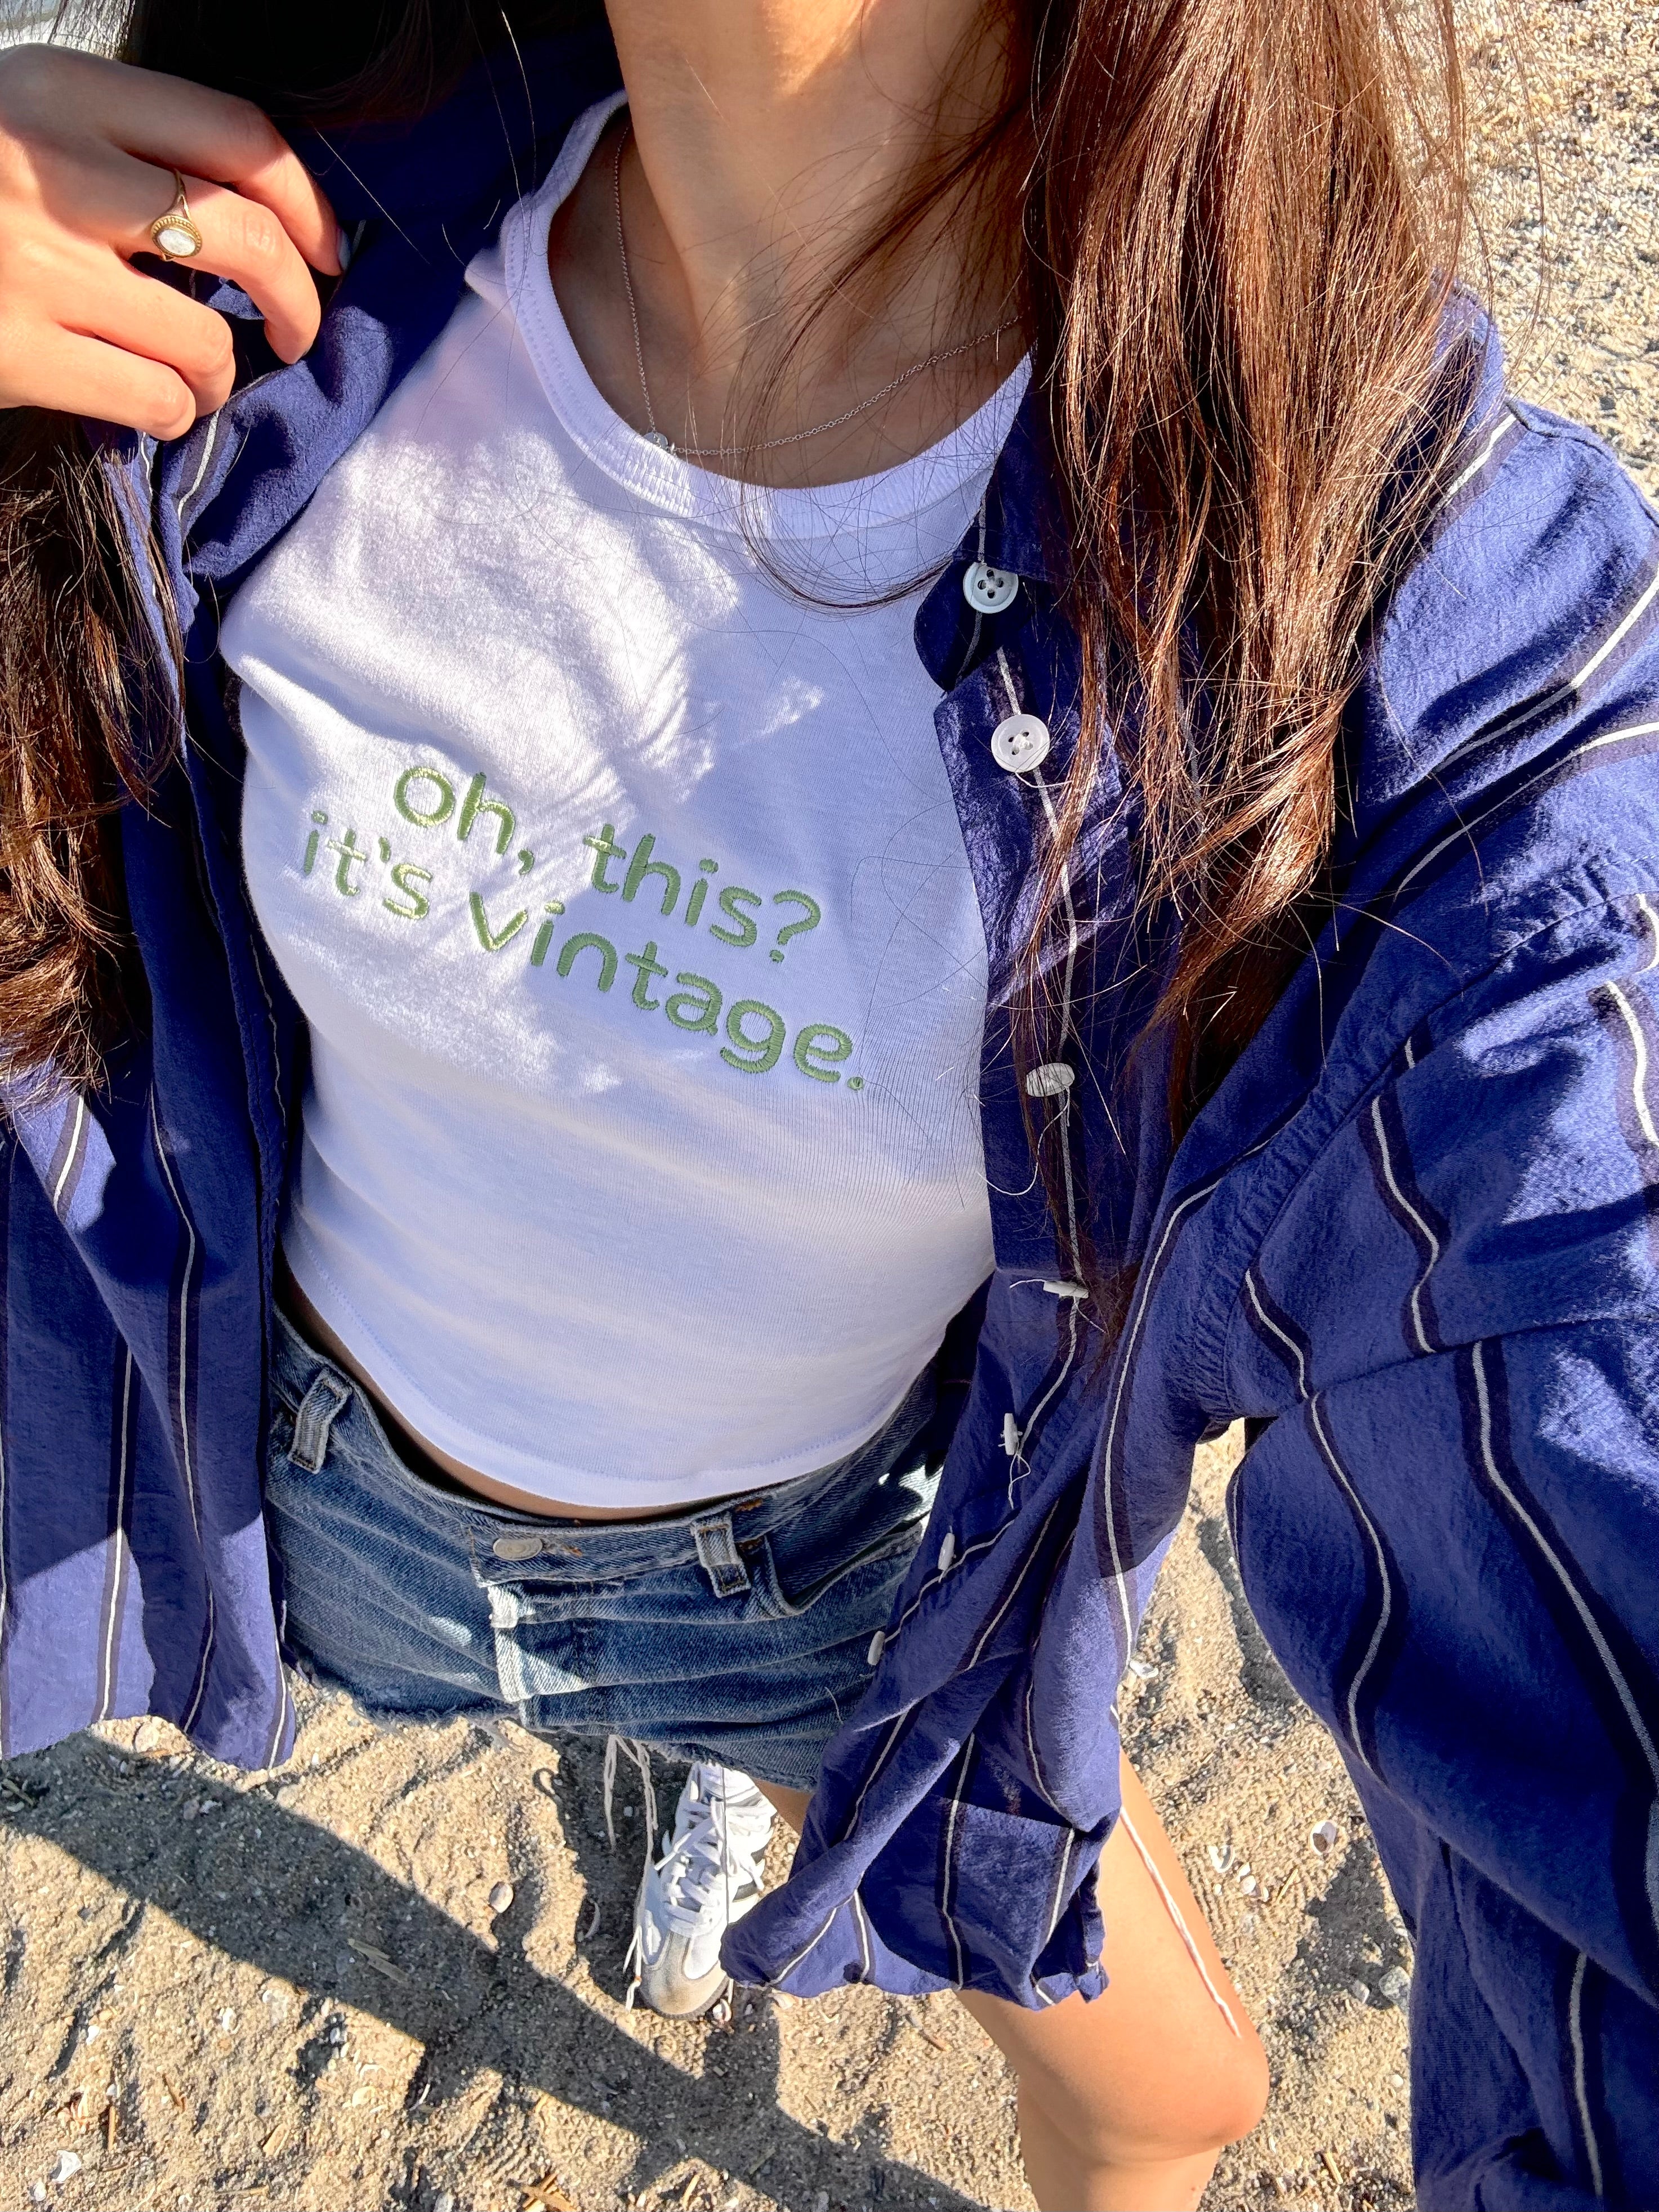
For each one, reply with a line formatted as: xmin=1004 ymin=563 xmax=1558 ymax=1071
xmin=492 ymin=91 xmax=1031 ymax=544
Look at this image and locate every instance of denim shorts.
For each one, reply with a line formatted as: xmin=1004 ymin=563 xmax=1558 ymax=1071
xmin=264 ymin=1308 xmax=940 ymax=1791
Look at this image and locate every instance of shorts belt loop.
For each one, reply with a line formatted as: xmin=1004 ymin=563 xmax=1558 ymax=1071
xmin=692 ymin=1511 xmax=751 ymax=1598
xmin=289 ymin=1370 xmax=352 ymax=1473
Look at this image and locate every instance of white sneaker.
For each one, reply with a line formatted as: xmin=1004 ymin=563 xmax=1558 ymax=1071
xmin=627 ymin=1763 xmax=776 ymax=2018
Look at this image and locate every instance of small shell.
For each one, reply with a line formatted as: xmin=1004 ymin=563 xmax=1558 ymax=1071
xmin=1310 ymin=1819 xmax=1340 ymax=1856
xmin=488 ymin=1880 xmax=515 ymax=1915
xmin=1207 ymin=1842 xmax=1233 ymax=1873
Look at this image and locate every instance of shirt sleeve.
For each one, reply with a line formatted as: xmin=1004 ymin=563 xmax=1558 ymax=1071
xmin=1226 ymin=884 xmax=1659 ymax=2203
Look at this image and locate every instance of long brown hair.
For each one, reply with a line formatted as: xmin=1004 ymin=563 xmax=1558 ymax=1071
xmin=0 ymin=0 xmax=1475 ymax=1184
xmin=1028 ymin=0 xmax=1473 ymax=1129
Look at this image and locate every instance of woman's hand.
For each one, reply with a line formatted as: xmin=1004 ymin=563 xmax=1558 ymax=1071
xmin=0 ymin=44 xmax=341 ymax=437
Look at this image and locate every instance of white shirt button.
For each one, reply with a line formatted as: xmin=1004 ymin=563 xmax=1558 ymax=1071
xmin=990 ymin=712 xmax=1051 ymax=773
xmin=962 ymin=560 xmax=1020 ymax=615
xmin=492 ymin=1534 xmax=543 ymax=1561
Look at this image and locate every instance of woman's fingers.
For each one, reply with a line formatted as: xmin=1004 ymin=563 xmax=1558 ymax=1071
xmin=16 ymin=325 xmax=197 ymax=442
xmin=127 ymin=163 xmax=328 ymax=365
xmin=1 ymin=46 xmax=340 ymax=274
xmin=25 ymin=133 xmax=328 ymax=364
xmin=0 ymin=43 xmax=342 ymax=427
xmin=0 ymin=211 xmax=251 ymax=419
xmin=101 ymin=56 xmax=340 ymax=276
xmin=72 ymin=256 xmax=243 ymax=417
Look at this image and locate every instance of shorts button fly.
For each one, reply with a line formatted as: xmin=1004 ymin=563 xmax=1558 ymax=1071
xmin=492 ymin=1534 xmax=543 ymax=1561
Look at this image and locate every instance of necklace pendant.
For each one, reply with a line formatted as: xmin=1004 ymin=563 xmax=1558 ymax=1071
xmin=644 ymin=430 xmax=674 ymax=453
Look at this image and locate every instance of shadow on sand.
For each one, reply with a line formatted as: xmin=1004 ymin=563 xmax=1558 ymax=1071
xmin=7 ymin=1727 xmax=980 ymax=2210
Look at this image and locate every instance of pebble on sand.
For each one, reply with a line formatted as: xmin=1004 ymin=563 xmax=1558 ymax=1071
xmin=488 ymin=1879 xmax=515 ymax=1914
xmin=49 ymin=2152 xmax=82 ymax=2186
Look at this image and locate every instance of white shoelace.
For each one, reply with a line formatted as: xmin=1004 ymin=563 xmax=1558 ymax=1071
xmin=613 ymin=1748 xmax=774 ymax=2007
xmin=603 ymin=1732 xmax=659 ymax=1856
xmin=654 ymin=1763 xmax=773 ymax=1933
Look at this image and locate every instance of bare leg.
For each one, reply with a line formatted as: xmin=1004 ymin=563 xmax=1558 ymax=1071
xmin=755 ymin=1781 xmax=811 ymax=1829
xmin=756 ymin=1761 xmax=1266 ymax=2212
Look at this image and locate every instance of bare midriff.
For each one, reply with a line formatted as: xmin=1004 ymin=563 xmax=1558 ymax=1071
xmin=279 ymin=1266 xmax=723 ymax=1523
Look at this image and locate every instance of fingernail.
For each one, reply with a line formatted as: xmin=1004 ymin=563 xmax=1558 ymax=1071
xmin=335 ymin=224 xmax=353 ymax=273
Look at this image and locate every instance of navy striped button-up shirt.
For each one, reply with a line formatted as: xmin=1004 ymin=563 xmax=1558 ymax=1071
xmin=5 ymin=35 xmax=1658 ymax=2206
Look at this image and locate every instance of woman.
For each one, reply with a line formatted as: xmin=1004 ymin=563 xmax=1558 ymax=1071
xmin=0 ymin=1 xmax=1654 ymax=2206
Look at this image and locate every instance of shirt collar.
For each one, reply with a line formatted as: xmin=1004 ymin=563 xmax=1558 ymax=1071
xmin=287 ymin=23 xmax=623 ymax=227
xmin=911 ymin=295 xmax=1510 ymax=698
xmin=976 ymin=382 xmax=1067 ymax=588
xmin=912 ymin=379 xmax=1067 ymax=691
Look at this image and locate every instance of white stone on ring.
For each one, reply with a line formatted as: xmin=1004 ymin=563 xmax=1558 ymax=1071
xmin=1024 ymin=1061 xmax=1076 ymax=1098
xmin=148 ymin=172 xmax=203 ymax=262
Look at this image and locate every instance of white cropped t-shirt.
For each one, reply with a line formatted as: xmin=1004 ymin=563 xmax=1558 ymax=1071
xmin=224 ymin=93 xmax=1022 ymax=1505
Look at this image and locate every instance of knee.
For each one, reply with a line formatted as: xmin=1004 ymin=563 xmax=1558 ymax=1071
xmin=1195 ymin=2028 xmax=1271 ymax=2150
xmin=1161 ymin=2028 xmax=1271 ymax=2160
xmin=1028 ymin=2024 xmax=1270 ymax=2170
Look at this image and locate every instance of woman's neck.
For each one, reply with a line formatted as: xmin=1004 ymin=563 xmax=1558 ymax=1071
xmin=547 ymin=0 xmax=1018 ymax=483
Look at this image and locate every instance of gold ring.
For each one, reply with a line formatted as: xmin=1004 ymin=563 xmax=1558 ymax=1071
xmin=148 ymin=170 xmax=203 ymax=262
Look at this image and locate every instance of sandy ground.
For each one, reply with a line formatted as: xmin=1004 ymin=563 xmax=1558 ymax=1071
xmin=0 ymin=6 xmax=1654 ymax=2209
xmin=0 ymin=1438 xmax=1415 ymax=2212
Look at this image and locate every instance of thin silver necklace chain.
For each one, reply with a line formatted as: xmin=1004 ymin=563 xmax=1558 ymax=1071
xmin=611 ymin=121 xmax=1015 ymax=463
